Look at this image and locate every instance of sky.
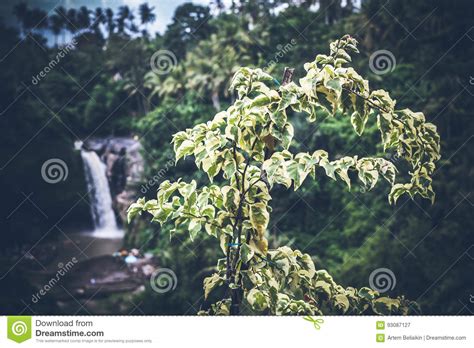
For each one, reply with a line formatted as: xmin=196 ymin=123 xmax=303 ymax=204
xmin=0 ymin=0 xmax=229 ymax=35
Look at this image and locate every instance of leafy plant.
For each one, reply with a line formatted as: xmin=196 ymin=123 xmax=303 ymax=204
xmin=128 ymin=35 xmax=440 ymax=315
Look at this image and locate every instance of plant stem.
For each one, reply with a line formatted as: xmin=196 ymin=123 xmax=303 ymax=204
xmin=228 ymin=137 xmax=258 ymax=314
xmin=342 ymin=86 xmax=391 ymax=114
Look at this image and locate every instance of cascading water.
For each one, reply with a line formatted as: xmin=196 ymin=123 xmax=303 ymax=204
xmin=80 ymin=149 xmax=123 ymax=238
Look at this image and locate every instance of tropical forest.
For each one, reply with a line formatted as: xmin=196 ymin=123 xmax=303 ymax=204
xmin=0 ymin=0 xmax=472 ymax=316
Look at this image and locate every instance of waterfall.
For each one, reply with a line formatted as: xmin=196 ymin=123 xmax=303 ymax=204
xmin=80 ymin=149 xmax=122 ymax=238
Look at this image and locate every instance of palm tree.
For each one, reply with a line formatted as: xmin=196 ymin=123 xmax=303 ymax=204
xmin=13 ymin=2 xmax=28 ymax=35
xmin=185 ymin=34 xmax=247 ymax=110
xmin=129 ymin=22 xmax=139 ymax=34
xmin=144 ymin=64 xmax=186 ymax=101
xmin=138 ymin=3 xmax=156 ymax=36
xmin=49 ymin=13 xmax=64 ymax=46
xmin=105 ymin=8 xmax=115 ymax=36
xmin=28 ymin=8 xmax=48 ymax=33
xmin=116 ymin=6 xmax=135 ymax=35
xmin=76 ymin=6 xmax=91 ymax=31
xmin=106 ymin=36 xmax=150 ymax=115
xmin=65 ymin=8 xmax=78 ymax=34
xmin=91 ymin=8 xmax=105 ymax=37
xmin=54 ymin=7 xmax=68 ymax=43
xmin=13 ymin=3 xmax=47 ymax=36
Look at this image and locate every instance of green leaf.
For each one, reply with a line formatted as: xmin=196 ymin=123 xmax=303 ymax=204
xmin=249 ymin=202 xmax=269 ymax=238
xmin=357 ymin=159 xmax=379 ymax=190
xmin=151 ymin=204 xmax=174 ymax=224
xmin=280 ymin=122 xmax=294 ymax=150
xmin=389 ymin=183 xmax=410 ymax=204
xmin=178 ymin=180 xmax=197 ymax=198
xmin=175 ymin=139 xmax=195 ymax=162
xmin=274 ymin=256 xmax=291 ymax=276
xmin=319 ymin=160 xmax=337 ymax=181
xmin=286 ymin=159 xmax=308 ymax=190
xmin=246 ymin=289 xmax=269 ymax=312
xmin=222 ymin=186 xmax=239 ymax=210
xmin=202 ymin=153 xmax=221 ymax=181
xmin=203 ymin=273 xmax=224 ymax=299
xmin=225 ymin=124 xmax=241 ymax=142
xmin=334 ymin=293 xmax=350 ymax=314
xmin=350 ymin=110 xmax=368 ymax=136
xmin=249 ymin=236 xmax=268 ymax=255
xmin=201 ymin=205 xmax=215 ymax=219
xmin=314 ymin=280 xmax=332 ymax=297
xmin=358 ymin=287 xmax=377 ymax=301
xmin=127 ymin=197 xmax=145 ymax=223
xmin=334 ymin=156 xmax=356 ymax=189
xmin=278 ymin=86 xmax=299 ymax=111
xmin=326 ymin=78 xmax=342 ymax=95
xmin=222 ymin=152 xmax=237 ymax=179
xmin=240 ymin=243 xmax=254 ymax=263
xmin=188 ymin=219 xmax=202 ymax=240
xmin=377 ymin=159 xmax=397 ymax=185
xmin=270 ymin=110 xmax=287 ymax=129
xmin=372 ymin=297 xmax=400 ymax=315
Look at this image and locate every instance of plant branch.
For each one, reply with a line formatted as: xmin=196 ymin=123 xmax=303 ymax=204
xmin=227 ymin=136 xmax=259 ymax=315
xmin=342 ymin=86 xmax=391 ymax=114
xmin=181 ymin=213 xmax=223 ymax=229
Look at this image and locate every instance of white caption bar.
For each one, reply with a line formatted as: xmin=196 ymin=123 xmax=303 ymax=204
xmin=0 ymin=316 xmax=472 ymax=347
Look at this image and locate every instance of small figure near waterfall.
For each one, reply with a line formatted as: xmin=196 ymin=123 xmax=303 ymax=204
xmin=111 ymin=147 xmax=128 ymax=196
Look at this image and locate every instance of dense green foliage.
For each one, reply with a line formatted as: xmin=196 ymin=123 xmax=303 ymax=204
xmin=1 ymin=0 xmax=472 ymax=315
xmin=128 ymin=36 xmax=439 ymax=315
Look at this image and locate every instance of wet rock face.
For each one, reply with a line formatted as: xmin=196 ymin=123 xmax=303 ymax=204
xmin=83 ymin=138 xmax=143 ymax=184
xmin=82 ymin=137 xmax=143 ymax=224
